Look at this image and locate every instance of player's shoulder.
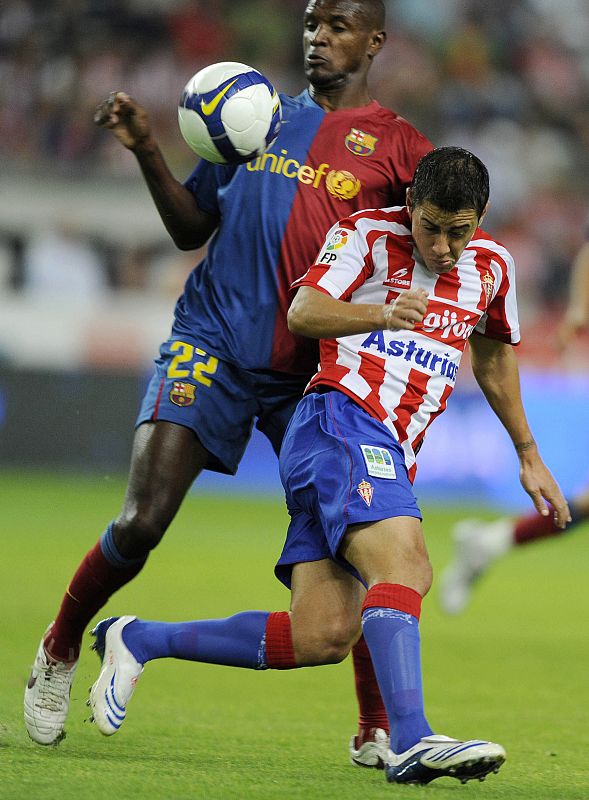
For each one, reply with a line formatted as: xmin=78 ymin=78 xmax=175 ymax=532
xmin=469 ymin=228 xmax=513 ymax=258
xmin=464 ymin=228 xmax=516 ymax=275
xmin=279 ymin=89 xmax=323 ymax=118
xmin=371 ymin=104 xmax=431 ymax=139
xmin=345 ymin=204 xmax=412 ymax=235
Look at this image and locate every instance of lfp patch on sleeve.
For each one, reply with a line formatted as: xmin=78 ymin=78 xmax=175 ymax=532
xmin=360 ymin=444 xmax=397 ymax=479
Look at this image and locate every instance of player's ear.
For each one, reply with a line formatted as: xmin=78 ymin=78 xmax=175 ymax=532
xmin=406 ymin=187 xmax=413 ymax=214
xmin=478 ymin=202 xmax=489 ymax=224
xmin=367 ymin=30 xmax=386 ymax=59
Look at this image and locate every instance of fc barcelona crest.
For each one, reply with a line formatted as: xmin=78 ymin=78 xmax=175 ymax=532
xmin=170 ymin=381 xmax=196 ymax=407
xmin=357 ymin=480 xmax=374 ymax=507
xmin=345 ymin=128 xmax=378 ymax=157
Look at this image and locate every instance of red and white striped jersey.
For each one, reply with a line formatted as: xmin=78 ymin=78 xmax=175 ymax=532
xmin=291 ymin=206 xmax=520 ymax=480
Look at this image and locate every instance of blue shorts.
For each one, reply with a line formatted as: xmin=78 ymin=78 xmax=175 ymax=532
xmin=137 ymin=335 xmax=309 ymax=474
xmin=276 ymin=390 xmax=422 ymax=588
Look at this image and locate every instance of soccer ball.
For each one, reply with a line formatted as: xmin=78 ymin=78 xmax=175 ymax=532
xmin=178 ymin=61 xmax=282 ymax=165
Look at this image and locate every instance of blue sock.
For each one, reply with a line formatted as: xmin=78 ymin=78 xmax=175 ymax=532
xmin=100 ymin=522 xmax=146 ymax=567
xmin=362 ymin=606 xmax=433 ymax=754
xmin=121 ymin=611 xmax=271 ymax=669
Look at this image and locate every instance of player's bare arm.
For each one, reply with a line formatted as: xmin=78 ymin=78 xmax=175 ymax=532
xmin=469 ymin=333 xmax=571 ymax=528
xmin=94 ymin=91 xmax=218 ymax=250
xmin=288 ymin=285 xmax=428 ymax=338
xmin=557 ymin=240 xmax=589 ymax=350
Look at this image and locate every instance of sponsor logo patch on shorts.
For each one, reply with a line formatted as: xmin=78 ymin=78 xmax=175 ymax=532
xmin=360 ymin=444 xmax=397 ymax=479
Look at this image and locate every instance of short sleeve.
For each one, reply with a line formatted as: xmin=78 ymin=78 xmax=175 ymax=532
xmin=475 ymin=251 xmax=521 ymax=345
xmin=183 ymin=160 xmax=237 ymax=217
xmin=291 ymin=218 xmax=372 ymax=300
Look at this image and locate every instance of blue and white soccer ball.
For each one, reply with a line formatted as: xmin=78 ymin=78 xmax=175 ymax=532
xmin=178 ymin=61 xmax=282 ymax=165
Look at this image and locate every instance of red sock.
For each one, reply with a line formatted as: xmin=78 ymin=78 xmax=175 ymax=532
xmin=362 ymin=583 xmax=422 ymax=619
xmin=45 ymin=540 xmax=146 ymax=662
xmin=265 ymin=611 xmax=296 ymax=669
xmin=352 ymin=635 xmax=389 ymax=745
xmin=513 ymin=509 xmax=563 ymax=545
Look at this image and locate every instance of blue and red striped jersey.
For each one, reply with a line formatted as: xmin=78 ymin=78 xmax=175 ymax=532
xmin=175 ymin=88 xmax=432 ymax=374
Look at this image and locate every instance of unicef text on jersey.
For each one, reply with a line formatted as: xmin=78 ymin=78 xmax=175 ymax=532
xmin=247 ymin=149 xmax=362 ymax=200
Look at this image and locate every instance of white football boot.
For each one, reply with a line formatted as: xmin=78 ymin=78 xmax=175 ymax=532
xmin=349 ymin=727 xmax=389 ymax=768
xmin=24 ymin=625 xmax=78 ymax=745
xmin=89 ymin=615 xmax=143 ymax=735
xmin=386 ymin=734 xmax=506 ymax=784
xmin=439 ymin=518 xmax=513 ymax=614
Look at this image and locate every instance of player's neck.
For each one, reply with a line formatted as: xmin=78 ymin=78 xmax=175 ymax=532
xmin=309 ymin=78 xmax=373 ymax=112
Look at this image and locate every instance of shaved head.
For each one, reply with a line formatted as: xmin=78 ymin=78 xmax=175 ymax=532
xmin=356 ymin=0 xmax=386 ymax=30
xmin=303 ymin=0 xmax=387 ymax=97
xmin=305 ymin=0 xmax=386 ymax=32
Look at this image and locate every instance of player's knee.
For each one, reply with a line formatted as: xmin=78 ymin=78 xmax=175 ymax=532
xmin=320 ymin=640 xmax=352 ymax=664
xmin=411 ymin=541 xmax=433 ymax=596
xmin=391 ymin=538 xmax=433 ymax=597
xmin=292 ymin=616 xmax=357 ymax=665
xmin=114 ymin=511 xmax=167 ymax=555
xmin=420 ymin=557 xmax=433 ymax=596
xmin=317 ymin=619 xmax=358 ymax=664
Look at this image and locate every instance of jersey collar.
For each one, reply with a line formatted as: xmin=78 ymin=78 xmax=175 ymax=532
xmin=297 ymin=88 xmax=381 ymax=116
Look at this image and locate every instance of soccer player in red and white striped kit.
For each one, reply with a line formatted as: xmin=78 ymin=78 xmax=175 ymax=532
xmin=440 ymin=233 xmax=589 ymax=614
xmin=87 ymin=147 xmax=570 ymax=785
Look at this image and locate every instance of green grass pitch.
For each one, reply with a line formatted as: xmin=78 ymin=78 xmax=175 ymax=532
xmin=1 ymin=470 xmax=588 ymax=799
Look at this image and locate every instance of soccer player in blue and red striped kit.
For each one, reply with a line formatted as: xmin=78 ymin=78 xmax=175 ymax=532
xmin=86 ymin=147 xmax=570 ymax=785
xmin=24 ymin=0 xmax=432 ymax=763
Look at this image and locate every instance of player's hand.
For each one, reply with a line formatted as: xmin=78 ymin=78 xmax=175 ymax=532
xmin=93 ymin=91 xmax=152 ymax=151
xmin=518 ymin=449 xmax=571 ymax=529
xmin=383 ymin=288 xmax=428 ymax=331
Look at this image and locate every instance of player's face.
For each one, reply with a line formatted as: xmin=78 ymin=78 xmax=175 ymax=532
xmin=409 ymin=200 xmax=482 ymax=275
xmin=303 ymin=0 xmax=383 ymax=87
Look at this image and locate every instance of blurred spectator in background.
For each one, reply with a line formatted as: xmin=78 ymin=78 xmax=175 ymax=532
xmin=23 ymin=221 xmax=108 ymax=301
xmin=557 ymin=234 xmax=589 ymax=349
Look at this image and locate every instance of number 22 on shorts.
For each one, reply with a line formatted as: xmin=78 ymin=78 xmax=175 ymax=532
xmin=167 ymin=341 xmax=219 ymax=387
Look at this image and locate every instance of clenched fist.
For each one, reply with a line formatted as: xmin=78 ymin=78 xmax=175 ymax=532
xmin=94 ymin=91 xmax=152 ymax=151
xmin=383 ymin=288 xmax=428 ymax=331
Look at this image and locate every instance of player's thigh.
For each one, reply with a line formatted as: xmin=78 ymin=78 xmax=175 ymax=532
xmin=253 ymin=371 xmax=310 ymax=456
xmin=137 ymin=337 xmax=260 ymax=475
xmin=340 ymin=516 xmax=432 ymax=595
xmin=279 ymin=391 xmax=422 ymax=585
xmin=120 ymin=420 xmax=209 ymax=524
xmin=289 ymin=558 xmax=365 ymax=662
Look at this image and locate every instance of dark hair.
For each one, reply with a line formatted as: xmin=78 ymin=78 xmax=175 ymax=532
xmin=318 ymin=0 xmax=384 ymax=30
xmin=359 ymin=0 xmax=386 ymax=29
xmin=410 ymin=147 xmax=489 ymax=217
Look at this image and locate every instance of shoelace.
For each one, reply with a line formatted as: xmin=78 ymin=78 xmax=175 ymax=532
xmin=35 ymin=663 xmax=72 ymax=712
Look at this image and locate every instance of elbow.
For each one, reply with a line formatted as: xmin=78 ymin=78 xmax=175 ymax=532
xmin=171 ymin=227 xmax=209 ymax=251
xmin=174 ymin=231 xmax=215 ymax=251
xmin=288 ymin=287 xmax=324 ymax=337
xmin=170 ymin=218 xmax=215 ymax=251
xmin=288 ymin=298 xmax=317 ymax=337
xmin=174 ymin=237 xmax=201 ymax=251
xmin=287 ymin=302 xmax=307 ymax=336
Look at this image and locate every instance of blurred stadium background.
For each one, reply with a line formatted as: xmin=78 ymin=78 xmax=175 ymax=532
xmin=1 ymin=0 xmax=589 ymax=508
